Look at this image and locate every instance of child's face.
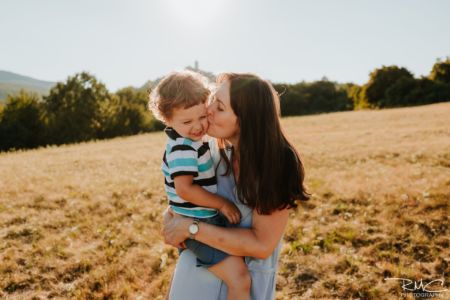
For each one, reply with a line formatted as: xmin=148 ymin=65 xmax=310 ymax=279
xmin=167 ymin=103 xmax=209 ymax=141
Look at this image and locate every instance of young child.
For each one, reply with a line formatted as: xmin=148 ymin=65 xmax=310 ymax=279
xmin=148 ymin=70 xmax=251 ymax=299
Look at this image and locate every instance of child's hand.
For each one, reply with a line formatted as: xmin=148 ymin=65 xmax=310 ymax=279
xmin=219 ymin=201 xmax=241 ymax=224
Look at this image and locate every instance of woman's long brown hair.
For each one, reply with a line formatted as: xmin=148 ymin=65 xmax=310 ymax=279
xmin=217 ymin=73 xmax=310 ymax=215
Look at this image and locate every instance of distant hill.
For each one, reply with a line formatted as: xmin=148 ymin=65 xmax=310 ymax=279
xmin=0 ymin=66 xmax=215 ymax=103
xmin=0 ymin=70 xmax=55 ymax=102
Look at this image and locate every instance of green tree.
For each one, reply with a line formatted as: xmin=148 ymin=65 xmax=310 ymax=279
xmin=44 ymin=72 xmax=112 ymax=145
xmin=306 ymin=81 xmax=353 ymax=112
xmin=0 ymin=90 xmax=45 ymax=151
xmin=346 ymin=84 xmax=370 ymax=109
xmin=103 ymin=87 xmax=163 ymax=137
xmin=385 ymin=77 xmax=429 ymax=106
xmin=362 ymin=66 xmax=414 ymax=108
xmin=274 ymin=83 xmax=307 ymax=116
xmin=275 ymin=80 xmax=352 ymax=116
xmin=429 ymin=58 xmax=450 ymax=84
xmin=386 ymin=69 xmax=450 ymax=107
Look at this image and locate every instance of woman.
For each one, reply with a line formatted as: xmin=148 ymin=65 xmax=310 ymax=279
xmin=162 ymin=73 xmax=309 ymax=299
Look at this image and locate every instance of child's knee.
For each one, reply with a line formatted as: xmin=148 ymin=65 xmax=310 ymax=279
xmin=227 ymin=263 xmax=251 ymax=290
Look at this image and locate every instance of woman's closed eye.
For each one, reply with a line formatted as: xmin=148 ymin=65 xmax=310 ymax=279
xmin=183 ymin=121 xmax=192 ymax=125
xmin=211 ymin=100 xmax=223 ymax=111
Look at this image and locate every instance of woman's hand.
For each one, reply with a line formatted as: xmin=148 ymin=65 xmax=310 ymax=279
xmin=162 ymin=207 xmax=190 ymax=248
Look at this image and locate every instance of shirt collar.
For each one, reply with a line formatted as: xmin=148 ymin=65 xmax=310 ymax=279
xmin=164 ymin=127 xmax=183 ymax=140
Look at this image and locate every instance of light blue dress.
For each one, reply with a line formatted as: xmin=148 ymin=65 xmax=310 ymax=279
xmin=168 ymin=140 xmax=283 ymax=300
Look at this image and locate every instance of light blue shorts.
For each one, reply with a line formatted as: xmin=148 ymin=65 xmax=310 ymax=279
xmin=180 ymin=213 xmax=230 ymax=268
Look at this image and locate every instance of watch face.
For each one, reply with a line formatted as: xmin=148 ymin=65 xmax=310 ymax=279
xmin=189 ymin=223 xmax=199 ymax=235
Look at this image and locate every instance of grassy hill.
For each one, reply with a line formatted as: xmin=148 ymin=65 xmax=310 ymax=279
xmin=0 ymin=70 xmax=55 ymax=102
xmin=0 ymin=103 xmax=449 ymax=299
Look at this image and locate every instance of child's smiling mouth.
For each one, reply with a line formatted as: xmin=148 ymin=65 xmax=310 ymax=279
xmin=192 ymin=131 xmax=204 ymax=138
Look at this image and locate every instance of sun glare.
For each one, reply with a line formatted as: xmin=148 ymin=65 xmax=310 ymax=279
xmin=164 ymin=0 xmax=226 ymax=28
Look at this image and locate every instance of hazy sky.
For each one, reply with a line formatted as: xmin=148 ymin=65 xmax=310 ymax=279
xmin=1 ymin=0 xmax=449 ymax=91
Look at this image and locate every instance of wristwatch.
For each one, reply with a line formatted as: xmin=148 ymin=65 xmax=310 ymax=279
xmin=188 ymin=218 xmax=200 ymax=239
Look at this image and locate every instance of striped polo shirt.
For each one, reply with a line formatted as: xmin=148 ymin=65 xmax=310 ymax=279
xmin=162 ymin=127 xmax=218 ymax=218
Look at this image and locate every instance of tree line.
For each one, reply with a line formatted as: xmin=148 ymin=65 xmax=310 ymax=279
xmin=0 ymin=72 xmax=164 ymax=151
xmin=0 ymin=59 xmax=449 ymax=152
xmin=275 ymin=58 xmax=450 ymax=115
xmin=348 ymin=58 xmax=450 ymax=109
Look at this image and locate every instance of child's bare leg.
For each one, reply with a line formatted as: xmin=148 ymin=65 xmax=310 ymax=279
xmin=207 ymin=256 xmax=251 ymax=300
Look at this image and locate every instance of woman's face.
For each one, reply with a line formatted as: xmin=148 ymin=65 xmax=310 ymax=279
xmin=207 ymin=80 xmax=239 ymax=140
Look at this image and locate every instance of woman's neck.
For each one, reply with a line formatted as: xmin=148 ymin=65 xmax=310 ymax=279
xmin=226 ymin=136 xmax=239 ymax=152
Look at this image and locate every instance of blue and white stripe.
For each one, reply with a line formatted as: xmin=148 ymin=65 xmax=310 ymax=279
xmin=162 ymin=127 xmax=218 ymax=219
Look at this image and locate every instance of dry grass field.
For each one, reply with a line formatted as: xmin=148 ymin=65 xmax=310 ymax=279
xmin=1 ymin=102 xmax=449 ymax=299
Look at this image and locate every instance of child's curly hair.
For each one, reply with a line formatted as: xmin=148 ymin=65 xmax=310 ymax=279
xmin=148 ymin=70 xmax=211 ymax=123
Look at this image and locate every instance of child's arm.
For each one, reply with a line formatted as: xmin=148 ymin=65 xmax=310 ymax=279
xmin=173 ymin=175 xmax=241 ymax=224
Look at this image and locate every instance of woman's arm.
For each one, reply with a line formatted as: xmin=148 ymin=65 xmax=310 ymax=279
xmin=163 ymin=207 xmax=290 ymax=259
